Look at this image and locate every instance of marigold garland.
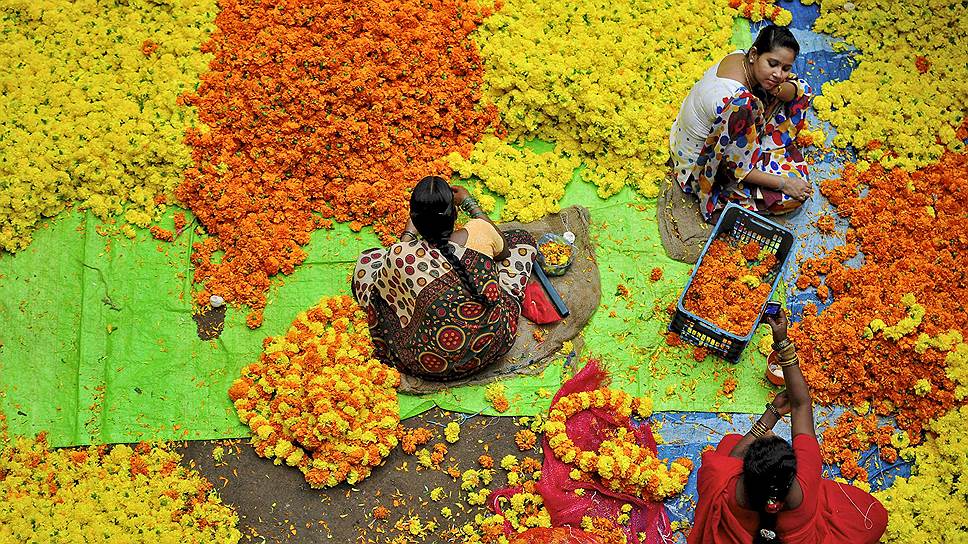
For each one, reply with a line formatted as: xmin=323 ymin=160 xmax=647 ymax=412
xmin=177 ymin=0 xmax=499 ymax=317
xmin=791 ymin=153 xmax=968 ymax=451
xmin=475 ymin=0 xmax=735 ymax=199
xmin=0 ymin=417 xmax=241 ymax=543
xmin=727 ymin=0 xmax=792 ymax=25
xmin=544 ymin=388 xmax=692 ymax=502
xmin=0 ymin=0 xmax=216 ymax=252
xmin=684 ymin=239 xmax=779 ymax=337
xmin=811 ymin=0 xmax=967 ymax=170
xmin=229 ymin=295 xmax=402 ymax=488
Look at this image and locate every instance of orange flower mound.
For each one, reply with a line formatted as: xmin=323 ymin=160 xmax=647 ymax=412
xmin=177 ymin=0 xmax=499 ymax=318
xmin=684 ymin=239 xmax=778 ymax=336
xmin=514 ymin=429 xmax=538 ymax=451
xmin=791 ymin=153 xmax=968 ymax=442
xmin=401 ymin=427 xmax=433 ymax=455
xmin=229 ymin=296 xmax=402 ymax=488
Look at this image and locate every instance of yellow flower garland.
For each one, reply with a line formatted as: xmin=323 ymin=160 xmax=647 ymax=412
xmin=229 ymin=296 xmax=402 ymax=488
xmin=544 ymin=388 xmax=692 ymax=502
xmin=0 ymin=0 xmax=217 ymax=252
xmin=475 ymin=0 xmax=735 ymax=200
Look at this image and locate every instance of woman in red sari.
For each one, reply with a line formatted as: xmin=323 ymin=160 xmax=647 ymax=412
xmin=689 ymin=311 xmax=887 ymax=544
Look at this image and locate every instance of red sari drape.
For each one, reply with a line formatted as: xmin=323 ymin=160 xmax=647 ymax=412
xmin=689 ymin=433 xmax=887 ymax=544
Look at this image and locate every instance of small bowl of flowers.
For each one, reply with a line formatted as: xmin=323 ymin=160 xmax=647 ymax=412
xmin=537 ymin=233 xmax=576 ymax=276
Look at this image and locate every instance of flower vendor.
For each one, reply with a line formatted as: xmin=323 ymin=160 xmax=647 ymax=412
xmin=352 ymin=176 xmax=537 ymax=381
xmin=670 ymin=25 xmax=814 ymax=222
xmin=689 ymin=309 xmax=888 ymax=544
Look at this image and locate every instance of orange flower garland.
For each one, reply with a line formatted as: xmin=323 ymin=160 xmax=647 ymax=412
xmin=229 ymin=296 xmax=402 ymax=488
xmin=177 ymin=0 xmax=499 ymax=319
xmin=684 ymin=239 xmax=779 ymax=336
xmin=544 ymin=389 xmax=692 ymax=502
xmin=791 ymin=153 xmax=968 ymax=452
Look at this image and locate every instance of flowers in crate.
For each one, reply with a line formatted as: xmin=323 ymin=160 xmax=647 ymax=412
xmin=228 ymin=296 xmax=402 ymax=488
xmin=0 ymin=416 xmax=241 ymax=543
xmin=475 ymin=0 xmax=735 ymax=199
xmin=544 ymin=388 xmax=692 ymax=502
xmin=0 ymin=0 xmax=217 ymax=252
xmin=683 ymin=238 xmax=779 ymax=337
xmin=811 ymin=0 xmax=967 ymax=170
xmin=178 ymin=0 xmax=498 ymax=320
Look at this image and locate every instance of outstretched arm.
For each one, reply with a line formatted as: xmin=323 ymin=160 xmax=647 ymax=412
xmin=764 ymin=310 xmax=815 ymax=437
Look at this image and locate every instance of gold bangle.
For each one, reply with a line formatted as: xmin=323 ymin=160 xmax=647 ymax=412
xmin=750 ymin=420 xmax=769 ymax=438
xmin=779 ymin=357 xmax=800 ymax=368
xmin=773 ymin=338 xmax=793 ymax=352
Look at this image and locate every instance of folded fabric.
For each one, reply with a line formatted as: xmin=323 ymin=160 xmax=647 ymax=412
xmin=521 ymin=279 xmax=562 ymax=324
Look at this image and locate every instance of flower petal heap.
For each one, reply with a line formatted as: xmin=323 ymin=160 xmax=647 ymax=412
xmin=873 ymin=405 xmax=968 ymax=542
xmin=684 ymin=239 xmax=779 ymax=337
xmin=811 ymin=0 xmax=967 ymax=170
xmin=791 ymin=153 xmax=968 ymax=446
xmin=544 ymin=388 xmax=692 ymax=502
xmin=229 ymin=296 xmax=402 ymax=488
xmin=447 ymin=136 xmax=579 ymax=223
xmin=178 ymin=0 xmax=499 ymax=314
xmin=0 ymin=0 xmax=216 ymax=252
xmin=475 ymin=0 xmax=735 ymax=199
xmin=0 ymin=418 xmax=241 ymax=543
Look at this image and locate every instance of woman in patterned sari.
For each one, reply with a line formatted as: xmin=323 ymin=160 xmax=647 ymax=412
xmin=670 ymin=25 xmax=814 ymax=222
xmin=352 ymin=176 xmax=537 ymax=381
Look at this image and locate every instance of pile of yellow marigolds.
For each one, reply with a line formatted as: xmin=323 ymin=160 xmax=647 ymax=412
xmin=229 ymin=296 xmax=402 ymax=488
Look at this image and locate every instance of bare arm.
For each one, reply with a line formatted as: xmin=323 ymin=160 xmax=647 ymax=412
xmin=451 ymin=185 xmax=511 ymax=261
xmin=743 ymin=169 xmax=812 ymax=201
xmin=764 ymin=311 xmax=815 ymax=437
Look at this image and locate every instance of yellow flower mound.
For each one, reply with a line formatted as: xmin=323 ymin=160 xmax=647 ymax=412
xmin=476 ymin=0 xmax=735 ymax=200
xmin=0 ymin=0 xmax=217 ymax=252
xmin=448 ymin=136 xmax=579 ymax=222
xmin=811 ymin=0 xmax=967 ymax=170
xmin=0 ymin=421 xmax=241 ymax=543
xmin=229 ymin=296 xmax=402 ymax=488
xmin=873 ymin=405 xmax=968 ymax=542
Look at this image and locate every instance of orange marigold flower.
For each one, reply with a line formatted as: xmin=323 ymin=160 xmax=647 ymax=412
xmin=514 ymin=429 xmax=538 ymax=451
xmin=650 ymin=267 xmax=663 ymax=282
xmin=149 ymin=226 xmax=173 ymax=242
xmin=372 ymin=506 xmax=390 ymax=520
xmin=478 ymin=454 xmax=494 ymax=469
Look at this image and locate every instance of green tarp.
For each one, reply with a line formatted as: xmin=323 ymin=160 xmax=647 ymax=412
xmin=0 ymin=22 xmax=761 ymax=447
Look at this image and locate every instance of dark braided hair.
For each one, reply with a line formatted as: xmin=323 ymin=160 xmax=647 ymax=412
xmin=409 ymin=176 xmax=487 ymax=304
xmin=744 ymin=435 xmax=797 ymax=544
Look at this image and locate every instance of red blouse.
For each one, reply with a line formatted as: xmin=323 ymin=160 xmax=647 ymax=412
xmin=688 ymin=433 xmax=887 ymax=544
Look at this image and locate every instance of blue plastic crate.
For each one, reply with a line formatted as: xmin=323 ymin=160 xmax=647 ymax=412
xmin=669 ymin=203 xmax=795 ymax=362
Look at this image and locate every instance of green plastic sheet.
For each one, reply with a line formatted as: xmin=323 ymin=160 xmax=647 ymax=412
xmin=0 ymin=21 xmax=761 ymax=446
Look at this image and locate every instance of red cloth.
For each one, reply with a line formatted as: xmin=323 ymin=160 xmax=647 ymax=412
xmin=689 ymin=433 xmax=888 ymax=544
xmin=522 ymin=279 xmax=563 ymax=324
xmin=536 ymin=360 xmax=671 ymax=544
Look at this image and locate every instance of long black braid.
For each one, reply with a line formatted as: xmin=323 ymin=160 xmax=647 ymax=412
xmin=744 ymin=435 xmax=797 ymax=544
xmin=409 ymin=176 xmax=487 ymax=304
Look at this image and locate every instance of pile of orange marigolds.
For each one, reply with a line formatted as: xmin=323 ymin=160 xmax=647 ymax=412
xmin=791 ymin=152 xmax=968 ymax=477
xmin=177 ymin=0 xmax=499 ymax=323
